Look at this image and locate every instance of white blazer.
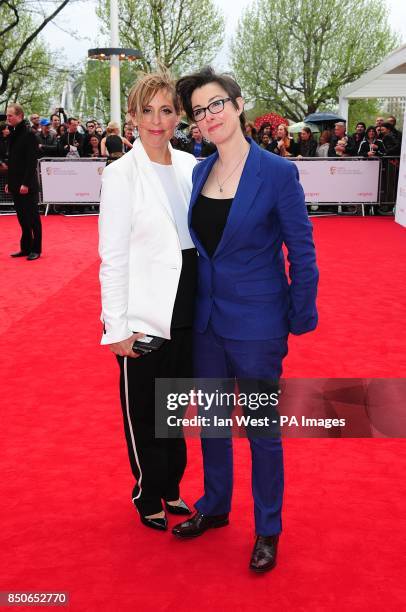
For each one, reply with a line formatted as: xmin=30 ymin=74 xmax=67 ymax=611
xmin=99 ymin=138 xmax=197 ymax=344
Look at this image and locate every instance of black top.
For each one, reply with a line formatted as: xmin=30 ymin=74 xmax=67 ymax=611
xmin=191 ymin=194 xmax=233 ymax=257
xmin=36 ymin=132 xmax=58 ymax=156
xmin=297 ymin=139 xmax=317 ymax=158
xmin=357 ymin=138 xmax=385 ymax=158
xmin=269 ymin=138 xmax=299 ymax=157
xmin=382 ymin=133 xmax=401 ymax=156
xmin=58 ymin=130 xmax=84 ymax=157
xmin=106 ymin=134 xmax=123 ymax=155
xmin=170 ymin=248 xmax=198 ymax=329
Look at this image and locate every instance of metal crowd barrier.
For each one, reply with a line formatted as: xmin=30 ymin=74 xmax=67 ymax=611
xmin=289 ymin=156 xmax=400 ymax=216
xmin=379 ymin=156 xmax=400 ymax=212
xmin=0 ymin=156 xmax=400 ymax=217
xmin=0 ymin=170 xmax=15 ymax=214
xmin=38 ymin=157 xmax=106 ymax=215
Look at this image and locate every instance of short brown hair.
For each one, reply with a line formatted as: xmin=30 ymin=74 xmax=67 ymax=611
xmin=176 ymin=66 xmax=246 ymax=133
xmin=127 ymin=68 xmax=180 ymax=117
xmin=7 ymin=102 xmax=24 ymax=117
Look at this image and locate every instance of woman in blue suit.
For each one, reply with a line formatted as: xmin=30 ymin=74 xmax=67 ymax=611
xmin=172 ymin=67 xmax=318 ymax=572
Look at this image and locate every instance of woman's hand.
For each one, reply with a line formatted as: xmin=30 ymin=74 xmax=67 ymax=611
xmin=108 ymin=332 xmax=146 ymax=358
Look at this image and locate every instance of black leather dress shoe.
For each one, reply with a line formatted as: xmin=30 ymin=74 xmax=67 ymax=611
xmin=27 ymin=252 xmax=40 ymax=261
xmin=172 ymin=512 xmax=229 ymax=538
xmin=249 ymin=535 xmax=279 ymax=573
xmin=164 ymin=498 xmax=192 ymax=515
xmin=139 ymin=514 xmax=168 ymax=531
xmin=10 ymin=251 xmax=29 ymax=257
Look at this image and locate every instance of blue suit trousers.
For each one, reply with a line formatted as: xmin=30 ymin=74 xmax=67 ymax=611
xmin=193 ymin=324 xmax=288 ymax=536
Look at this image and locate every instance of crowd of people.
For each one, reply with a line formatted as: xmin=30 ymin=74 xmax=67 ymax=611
xmin=0 ymin=108 xmax=403 ymax=219
xmin=0 ymin=111 xmax=137 ymax=167
xmin=241 ymin=115 xmax=402 ymax=214
xmin=0 ymin=108 xmax=403 ymax=171
xmin=245 ymin=116 xmax=402 ymax=159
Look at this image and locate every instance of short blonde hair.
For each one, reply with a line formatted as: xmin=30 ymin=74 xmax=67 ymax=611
xmin=127 ymin=68 xmax=181 ymax=117
xmin=106 ymin=121 xmax=120 ymax=135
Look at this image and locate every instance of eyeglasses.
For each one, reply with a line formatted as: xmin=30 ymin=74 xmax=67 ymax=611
xmin=192 ymin=97 xmax=231 ymax=122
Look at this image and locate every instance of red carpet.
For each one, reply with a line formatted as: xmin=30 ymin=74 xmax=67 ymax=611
xmin=1 ymin=216 xmax=405 ymax=611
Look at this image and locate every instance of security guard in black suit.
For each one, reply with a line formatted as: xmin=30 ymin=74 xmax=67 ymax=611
xmin=6 ymin=103 xmax=42 ymax=260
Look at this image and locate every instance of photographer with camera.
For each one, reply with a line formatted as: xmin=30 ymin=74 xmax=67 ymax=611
xmin=58 ymin=117 xmax=84 ymax=158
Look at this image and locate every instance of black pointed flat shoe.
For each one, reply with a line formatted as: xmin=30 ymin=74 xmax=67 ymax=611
xmin=139 ymin=514 xmax=168 ymax=531
xmin=164 ymin=498 xmax=192 ymax=515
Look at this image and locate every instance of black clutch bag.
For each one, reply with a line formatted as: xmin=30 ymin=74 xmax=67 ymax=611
xmin=132 ymin=335 xmax=166 ymax=355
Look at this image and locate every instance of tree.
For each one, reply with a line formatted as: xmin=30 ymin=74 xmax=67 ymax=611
xmin=231 ymin=0 xmax=401 ymax=122
xmin=0 ymin=0 xmax=73 ymax=112
xmin=73 ymin=59 xmax=139 ymax=123
xmin=96 ymin=0 xmax=224 ymax=75
xmin=348 ymin=99 xmax=381 ymax=132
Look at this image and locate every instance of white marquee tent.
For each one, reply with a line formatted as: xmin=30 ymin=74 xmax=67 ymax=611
xmin=338 ymin=44 xmax=406 ymax=122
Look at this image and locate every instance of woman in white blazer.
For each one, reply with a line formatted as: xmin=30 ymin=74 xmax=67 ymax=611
xmin=99 ymin=70 xmax=197 ymax=531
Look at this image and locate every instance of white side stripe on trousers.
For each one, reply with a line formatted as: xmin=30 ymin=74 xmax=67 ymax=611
xmin=124 ymin=356 xmax=143 ymax=501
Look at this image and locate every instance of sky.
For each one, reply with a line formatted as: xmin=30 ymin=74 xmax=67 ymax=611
xmin=43 ymin=0 xmax=406 ymax=70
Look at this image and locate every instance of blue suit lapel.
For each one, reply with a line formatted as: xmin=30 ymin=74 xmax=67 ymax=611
xmin=188 ymin=141 xmax=263 ymax=259
xmin=213 ymin=141 xmax=263 ymax=258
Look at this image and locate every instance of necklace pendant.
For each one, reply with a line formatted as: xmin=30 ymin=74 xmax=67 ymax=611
xmin=219 ymin=186 xmax=223 ymax=192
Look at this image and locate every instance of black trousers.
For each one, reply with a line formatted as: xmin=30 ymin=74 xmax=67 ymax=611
xmin=13 ymin=192 xmax=42 ymax=254
xmin=116 ymin=328 xmax=192 ymax=516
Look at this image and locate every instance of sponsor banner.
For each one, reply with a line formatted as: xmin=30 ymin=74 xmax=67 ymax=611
xmin=291 ymin=158 xmax=380 ymax=203
xmin=39 ymin=159 xmax=106 ymax=202
xmin=395 ymin=110 xmax=406 ymax=228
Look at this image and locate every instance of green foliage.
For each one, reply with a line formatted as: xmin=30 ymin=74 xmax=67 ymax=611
xmin=231 ymin=0 xmax=401 ymax=121
xmin=348 ymin=99 xmax=381 ymax=131
xmin=76 ymin=0 xmax=224 ymax=121
xmin=96 ymin=0 xmax=224 ymax=75
xmin=0 ymin=0 xmax=71 ymax=115
xmin=73 ymin=60 xmax=140 ymax=123
xmin=245 ymin=101 xmax=271 ymax=121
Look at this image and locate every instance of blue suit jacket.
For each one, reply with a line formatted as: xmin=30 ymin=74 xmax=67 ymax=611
xmin=188 ymin=139 xmax=319 ymax=340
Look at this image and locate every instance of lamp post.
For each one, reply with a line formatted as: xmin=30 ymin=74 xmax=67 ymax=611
xmin=110 ymin=0 xmax=120 ymax=127
xmin=87 ymin=0 xmax=142 ymax=128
